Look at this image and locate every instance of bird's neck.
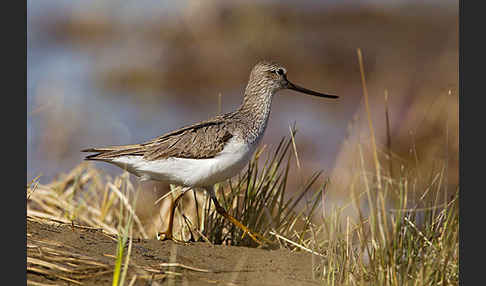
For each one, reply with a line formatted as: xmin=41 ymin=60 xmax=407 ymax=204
xmin=235 ymin=89 xmax=274 ymax=143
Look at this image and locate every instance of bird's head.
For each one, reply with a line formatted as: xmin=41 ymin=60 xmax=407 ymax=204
xmin=246 ymin=61 xmax=338 ymax=99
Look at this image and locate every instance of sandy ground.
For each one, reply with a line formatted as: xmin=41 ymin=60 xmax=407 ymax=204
xmin=27 ymin=219 xmax=320 ymax=286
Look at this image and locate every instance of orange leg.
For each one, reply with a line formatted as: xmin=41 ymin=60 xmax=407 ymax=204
xmin=205 ymin=186 xmax=270 ymax=245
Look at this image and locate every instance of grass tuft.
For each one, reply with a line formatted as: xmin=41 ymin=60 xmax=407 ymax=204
xmin=203 ymin=127 xmax=327 ymax=247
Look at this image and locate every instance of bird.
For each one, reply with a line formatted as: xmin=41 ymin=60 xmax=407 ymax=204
xmin=82 ymin=60 xmax=338 ymax=245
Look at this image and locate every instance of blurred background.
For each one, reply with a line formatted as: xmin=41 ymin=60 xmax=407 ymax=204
xmin=27 ymin=0 xmax=458 ymax=227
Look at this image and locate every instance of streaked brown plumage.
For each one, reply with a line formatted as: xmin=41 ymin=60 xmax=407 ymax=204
xmin=83 ymin=116 xmax=234 ymax=161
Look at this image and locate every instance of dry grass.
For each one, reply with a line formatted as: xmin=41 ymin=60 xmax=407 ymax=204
xmin=26 ymin=217 xmax=202 ymax=285
xmin=27 ymin=122 xmax=458 ymax=285
xmin=27 ymin=230 xmax=112 ymax=285
xmin=27 ymin=164 xmax=148 ymax=239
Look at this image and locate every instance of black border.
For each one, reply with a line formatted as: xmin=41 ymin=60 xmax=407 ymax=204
xmin=23 ymin=1 xmax=28 ymax=284
xmin=460 ymin=0 xmax=480 ymax=284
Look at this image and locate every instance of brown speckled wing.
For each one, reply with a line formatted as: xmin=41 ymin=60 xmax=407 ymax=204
xmin=82 ymin=117 xmax=233 ymax=161
xmin=142 ymin=120 xmax=233 ymax=160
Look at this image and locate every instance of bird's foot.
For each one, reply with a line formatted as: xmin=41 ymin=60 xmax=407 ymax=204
xmin=224 ymin=214 xmax=271 ymax=246
xmin=156 ymin=231 xmax=187 ymax=244
xmin=156 ymin=231 xmax=172 ymax=241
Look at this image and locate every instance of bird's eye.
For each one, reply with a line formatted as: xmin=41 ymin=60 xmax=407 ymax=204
xmin=276 ymin=68 xmax=285 ymax=76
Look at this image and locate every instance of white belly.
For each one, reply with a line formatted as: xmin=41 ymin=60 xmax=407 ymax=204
xmin=110 ymin=138 xmax=257 ymax=187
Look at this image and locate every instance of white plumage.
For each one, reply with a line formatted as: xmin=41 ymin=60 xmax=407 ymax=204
xmin=110 ymin=137 xmax=257 ymax=187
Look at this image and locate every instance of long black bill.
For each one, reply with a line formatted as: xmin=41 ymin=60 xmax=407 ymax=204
xmin=287 ymin=80 xmax=338 ymax=99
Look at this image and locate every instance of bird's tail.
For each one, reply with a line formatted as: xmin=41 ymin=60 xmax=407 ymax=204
xmin=81 ymin=144 xmax=144 ymax=161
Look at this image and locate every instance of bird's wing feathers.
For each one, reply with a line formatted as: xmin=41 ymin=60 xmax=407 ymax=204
xmin=82 ymin=118 xmax=234 ymax=161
